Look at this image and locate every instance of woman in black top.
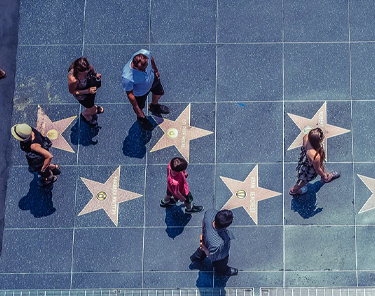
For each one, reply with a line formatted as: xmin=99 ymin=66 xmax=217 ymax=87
xmin=11 ymin=123 xmax=60 ymax=186
xmin=68 ymin=57 xmax=104 ymax=125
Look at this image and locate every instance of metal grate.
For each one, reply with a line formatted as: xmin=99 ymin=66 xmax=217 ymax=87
xmin=0 ymin=289 xmax=253 ymax=296
xmin=261 ymin=288 xmax=375 ymax=296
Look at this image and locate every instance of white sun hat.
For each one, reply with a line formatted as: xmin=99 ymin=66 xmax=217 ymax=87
xmin=11 ymin=124 xmax=32 ymax=141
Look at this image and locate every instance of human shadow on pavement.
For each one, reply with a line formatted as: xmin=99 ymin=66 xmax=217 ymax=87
xmin=70 ymin=120 xmax=101 ymax=146
xmin=189 ymin=258 xmax=214 ymax=288
xmin=164 ymin=205 xmax=191 ymax=239
xmin=213 ymin=272 xmax=230 ymax=288
xmin=291 ymin=181 xmax=324 ymax=219
xmin=18 ymin=173 xmax=56 ymax=218
xmin=122 ymin=117 xmax=155 ymax=159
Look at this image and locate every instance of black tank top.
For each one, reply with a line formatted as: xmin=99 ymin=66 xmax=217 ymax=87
xmin=20 ymin=128 xmax=44 ymax=152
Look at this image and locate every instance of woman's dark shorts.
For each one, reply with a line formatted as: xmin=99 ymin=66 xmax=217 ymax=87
xmin=77 ymin=94 xmax=95 ymax=109
xmin=166 ymin=189 xmax=193 ymax=203
xmin=135 ymin=76 xmax=164 ymax=110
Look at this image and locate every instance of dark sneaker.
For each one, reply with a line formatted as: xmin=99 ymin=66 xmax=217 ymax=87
xmin=160 ymin=198 xmax=177 ymax=207
xmin=190 ymin=254 xmax=204 ymax=262
xmin=37 ymin=175 xmax=57 ymax=187
xmin=149 ymin=103 xmax=170 ymax=114
xmin=185 ymin=205 xmax=204 ymax=214
xmin=224 ymin=267 xmax=238 ymax=276
xmin=137 ymin=117 xmax=154 ymax=131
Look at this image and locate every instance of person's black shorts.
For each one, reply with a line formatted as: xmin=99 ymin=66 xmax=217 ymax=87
xmin=166 ymin=189 xmax=193 ymax=203
xmin=135 ymin=75 xmax=164 ymax=110
xmin=77 ymin=94 xmax=95 ymax=109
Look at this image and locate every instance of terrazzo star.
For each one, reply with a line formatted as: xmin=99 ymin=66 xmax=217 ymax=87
xmin=287 ymin=102 xmax=350 ymax=158
xmin=36 ymin=105 xmax=76 ymax=153
xmin=150 ymin=104 xmax=213 ymax=162
xmin=79 ymin=166 xmax=142 ymax=226
xmin=220 ymin=165 xmax=281 ymax=224
xmin=122 ymin=49 xmax=169 ymax=131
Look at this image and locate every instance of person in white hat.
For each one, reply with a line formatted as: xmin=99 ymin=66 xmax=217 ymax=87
xmin=11 ymin=124 xmax=60 ymax=186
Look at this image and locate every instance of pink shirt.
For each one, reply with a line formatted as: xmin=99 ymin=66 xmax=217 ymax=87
xmin=167 ymin=163 xmax=189 ymax=199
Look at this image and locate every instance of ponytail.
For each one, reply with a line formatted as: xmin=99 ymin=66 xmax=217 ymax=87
xmin=308 ymin=128 xmax=325 ymax=168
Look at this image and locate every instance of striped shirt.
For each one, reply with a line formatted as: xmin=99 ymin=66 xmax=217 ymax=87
xmin=202 ymin=209 xmax=235 ymax=261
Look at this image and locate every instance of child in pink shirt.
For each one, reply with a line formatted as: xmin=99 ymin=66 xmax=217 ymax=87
xmin=160 ymin=157 xmax=203 ymax=214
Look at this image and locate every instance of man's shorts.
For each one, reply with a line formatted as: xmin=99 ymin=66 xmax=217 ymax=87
xmin=135 ymin=75 xmax=164 ymax=110
xmin=166 ymin=189 xmax=193 ymax=203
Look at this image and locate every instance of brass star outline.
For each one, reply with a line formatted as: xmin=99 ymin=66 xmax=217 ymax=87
xmin=79 ymin=166 xmax=143 ymax=226
xmin=220 ymin=165 xmax=281 ymax=225
xmin=287 ymin=102 xmax=350 ymax=159
xmin=358 ymin=174 xmax=375 ymax=214
xmin=36 ymin=105 xmax=76 ymax=153
xmin=150 ymin=104 xmax=213 ymax=162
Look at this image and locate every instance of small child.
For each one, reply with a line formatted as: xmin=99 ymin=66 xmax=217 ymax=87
xmin=289 ymin=127 xmax=340 ymax=196
xmin=160 ymin=157 xmax=204 ymax=214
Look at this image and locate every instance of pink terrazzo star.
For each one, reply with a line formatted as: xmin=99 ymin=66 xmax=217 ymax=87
xmin=36 ymin=105 xmax=76 ymax=153
xmin=79 ymin=166 xmax=142 ymax=226
xmin=358 ymin=174 xmax=375 ymax=214
xmin=150 ymin=104 xmax=213 ymax=162
xmin=287 ymin=102 xmax=350 ymax=159
xmin=220 ymin=165 xmax=281 ymax=225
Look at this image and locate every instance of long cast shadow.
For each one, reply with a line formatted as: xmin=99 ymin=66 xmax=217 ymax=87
xmin=291 ymin=181 xmax=324 ymax=219
xmin=122 ymin=118 xmax=154 ymax=159
xmin=70 ymin=120 xmax=101 ymax=146
xmin=189 ymin=258 xmax=214 ymax=288
xmin=164 ymin=205 xmax=192 ymax=239
xmin=18 ymin=173 xmax=56 ymax=218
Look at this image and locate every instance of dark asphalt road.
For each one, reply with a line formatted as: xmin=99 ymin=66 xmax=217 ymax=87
xmin=0 ymin=0 xmax=20 ymax=255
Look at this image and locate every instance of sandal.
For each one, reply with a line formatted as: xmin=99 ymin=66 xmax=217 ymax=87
xmin=96 ymin=105 xmax=104 ymax=114
xmin=80 ymin=113 xmax=97 ymax=126
xmin=323 ymin=171 xmax=341 ymax=183
xmin=37 ymin=175 xmax=57 ymax=187
xmin=50 ymin=164 xmax=61 ymax=175
xmin=289 ymin=185 xmax=308 ymax=196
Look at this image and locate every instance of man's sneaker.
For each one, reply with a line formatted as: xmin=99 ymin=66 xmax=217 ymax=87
xmin=160 ymin=198 xmax=177 ymax=207
xmin=185 ymin=205 xmax=204 ymax=214
xmin=37 ymin=175 xmax=57 ymax=187
xmin=224 ymin=267 xmax=238 ymax=276
xmin=149 ymin=103 xmax=170 ymax=114
xmin=137 ymin=117 xmax=154 ymax=131
xmin=190 ymin=254 xmax=203 ymax=262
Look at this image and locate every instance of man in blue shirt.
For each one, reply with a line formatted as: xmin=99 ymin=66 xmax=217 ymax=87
xmin=122 ymin=49 xmax=169 ymax=130
xmin=190 ymin=209 xmax=238 ymax=276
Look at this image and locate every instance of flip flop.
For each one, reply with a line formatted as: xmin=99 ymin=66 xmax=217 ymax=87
xmin=323 ymin=171 xmax=341 ymax=183
xmin=80 ymin=113 xmax=97 ymax=126
xmin=96 ymin=105 xmax=104 ymax=114
xmin=289 ymin=185 xmax=308 ymax=196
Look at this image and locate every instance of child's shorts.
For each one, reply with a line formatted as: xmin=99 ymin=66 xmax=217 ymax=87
xmin=166 ymin=189 xmax=193 ymax=203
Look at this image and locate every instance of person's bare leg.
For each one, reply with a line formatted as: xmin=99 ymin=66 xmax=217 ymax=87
xmin=82 ymin=105 xmax=97 ymax=121
xmin=151 ymin=93 xmax=162 ymax=105
xmin=163 ymin=195 xmax=172 ymax=203
xmin=184 ymin=201 xmax=192 ymax=210
xmin=0 ymin=68 xmax=6 ymax=79
xmin=291 ymin=179 xmax=308 ymax=194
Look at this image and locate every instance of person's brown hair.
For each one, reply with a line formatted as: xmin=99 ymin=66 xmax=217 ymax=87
xmin=308 ymin=127 xmax=325 ymax=167
xmin=68 ymin=57 xmax=90 ymax=78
